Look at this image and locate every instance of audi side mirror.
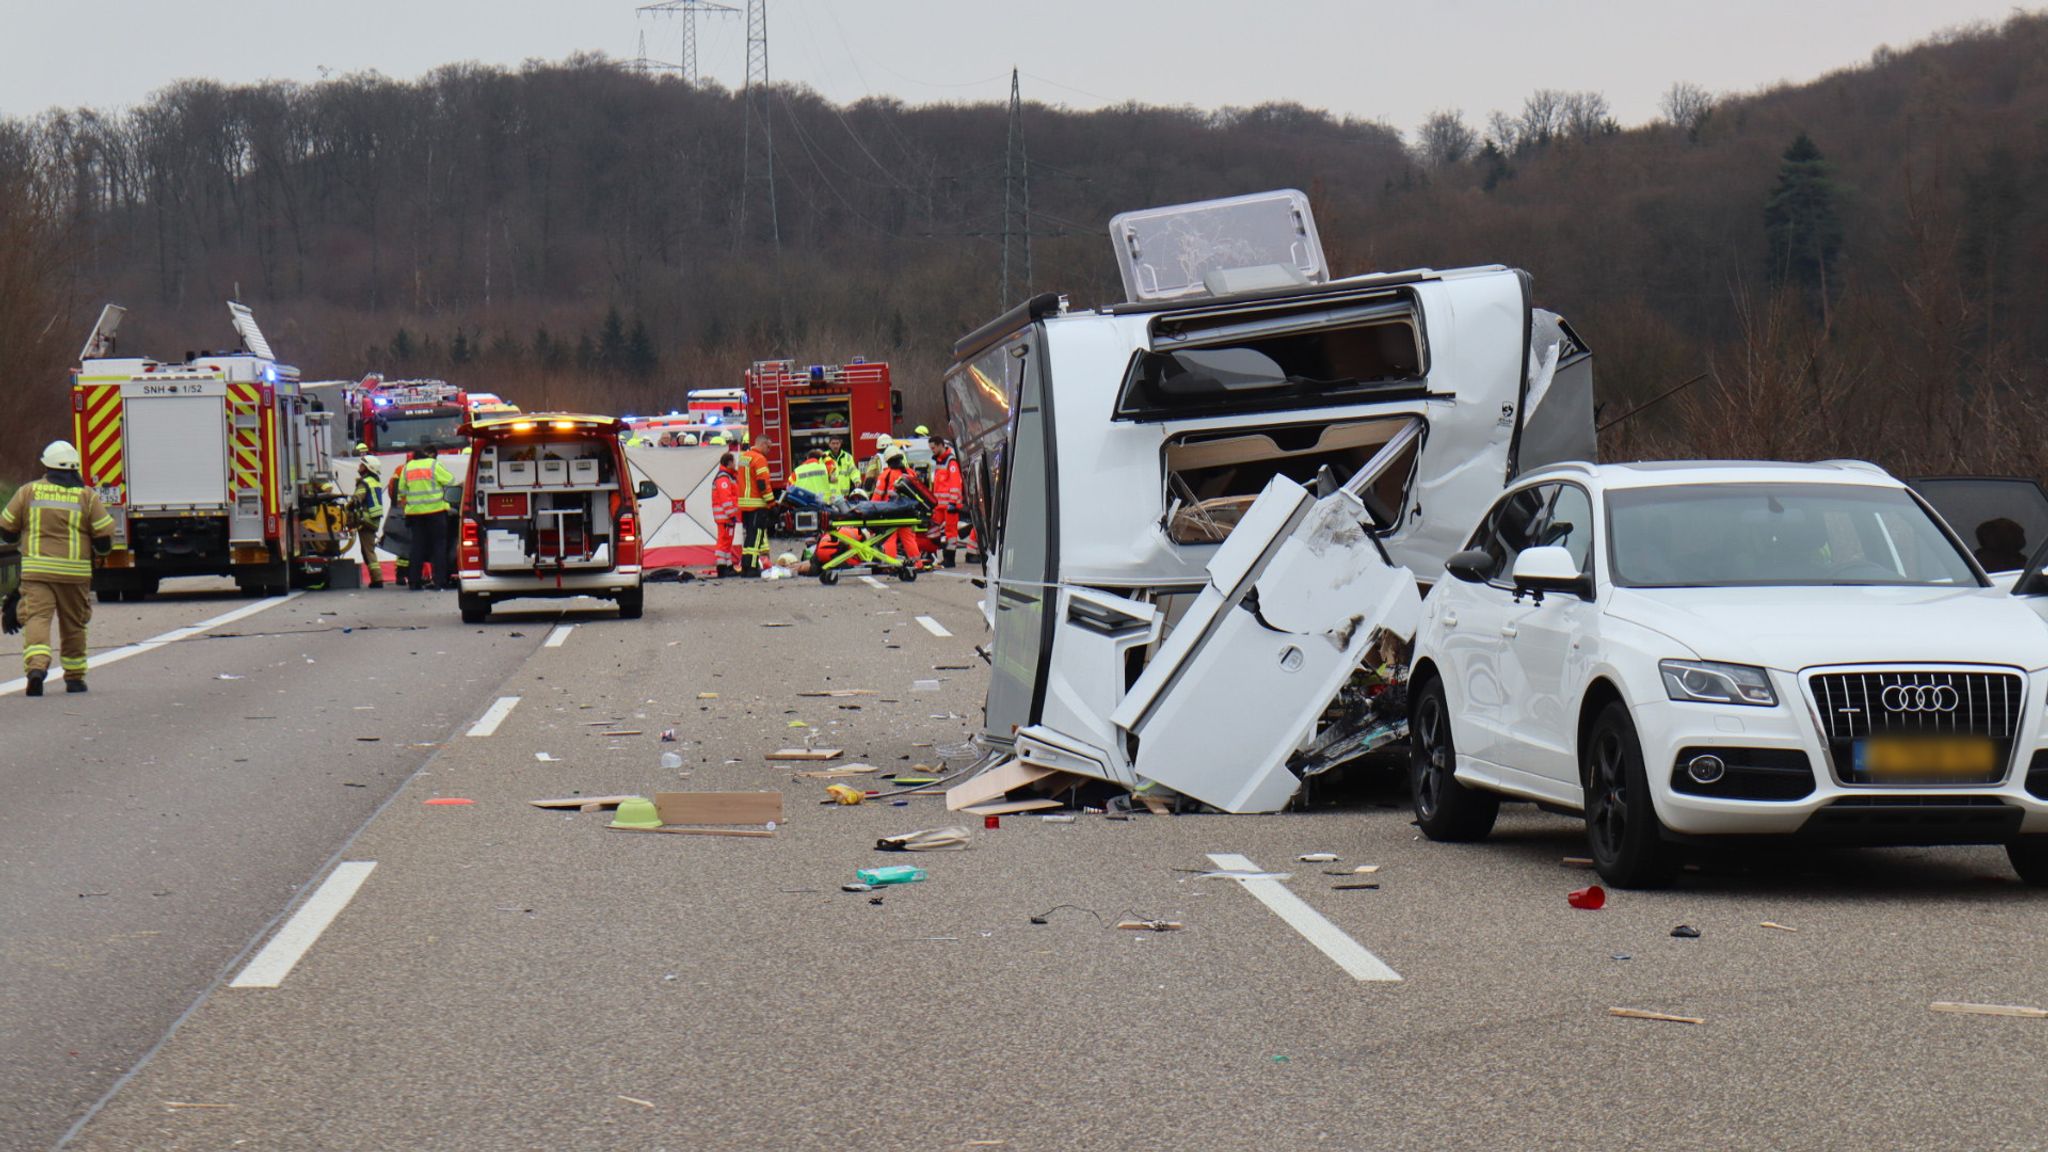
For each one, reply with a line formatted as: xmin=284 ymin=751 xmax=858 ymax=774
xmin=1511 ymin=545 xmax=1592 ymax=602
xmin=1445 ymin=549 xmax=1492 ymax=584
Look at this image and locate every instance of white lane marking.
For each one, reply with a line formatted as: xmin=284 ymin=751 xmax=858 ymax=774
xmin=915 ymin=615 xmax=952 ymax=638
xmin=859 ymin=575 xmax=889 ymax=590
xmin=466 ymin=695 xmax=522 ymax=737
xmin=1205 ymin=852 xmax=1401 ymax=982
xmin=543 ymin=625 xmax=575 ymax=648
xmin=228 ymin=861 xmax=376 ymax=988
xmin=0 ymin=591 xmax=303 ymax=697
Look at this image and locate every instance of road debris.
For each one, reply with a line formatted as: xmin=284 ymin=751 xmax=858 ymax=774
xmin=609 ymin=826 xmax=776 ymax=839
xmin=795 ymin=765 xmax=880 ymax=779
xmin=608 ymin=797 xmax=664 ymax=829
xmin=768 ymin=748 xmax=843 ymax=761
xmin=797 ymin=689 xmax=878 ymax=698
xmin=697 ymin=692 xmax=719 ymax=699
xmin=1298 ymin=852 xmax=1340 ymax=863
xmin=1040 ymin=813 xmax=1077 ymax=823
xmin=1562 ymin=856 xmax=1594 ymax=868
xmin=424 ymin=798 xmax=474 ymax=806
xmin=1567 ymin=885 xmax=1606 ymax=910
xmin=530 ymin=795 xmax=637 ymax=810
xmin=534 ymin=752 xmax=560 ymax=762
xmin=1116 ymin=918 xmax=1184 ymax=931
xmin=857 ymin=865 xmax=927 ymax=886
xmin=1610 ymin=1008 xmax=1703 ymax=1025
xmin=1671 ymin=924 xmax=1701 ymax=939
xmin=1331 ymin=882 xmax=1380 ymax=891
xmin=655 ymin=792 xmax=783 ymax=826
xmin=1760 ymin=921 xmax=1798 ymax=932
xmin=876 ymin=827 xmax=970 ymax=851
xmin=617 ymin=1095 xmax=656 ymax=1109
xmin=826 ymin=784 xmax=866 ymax=805
xmin=961 ymin=798 xmax=1062 ymax=816
xmin=1930 ymin=1001 xmax=2048 ymax=1019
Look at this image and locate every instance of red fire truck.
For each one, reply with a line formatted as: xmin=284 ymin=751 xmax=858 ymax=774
xmin=743 ymin=358 xmax=900 ymax=486
xmin=349 ymin=376 xmax=470 ymax=454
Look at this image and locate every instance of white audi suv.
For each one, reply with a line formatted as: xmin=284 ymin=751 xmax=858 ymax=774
xmin=1408 ymin=460 xmax=2048 ymax=887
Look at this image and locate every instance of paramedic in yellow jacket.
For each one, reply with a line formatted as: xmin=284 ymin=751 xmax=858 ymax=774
xmin=0 ymin=441 xmax=115 ymax=696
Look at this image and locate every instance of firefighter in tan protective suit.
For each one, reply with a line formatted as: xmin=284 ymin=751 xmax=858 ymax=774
xmin=0 ymin=441 xmax=115 ymax=696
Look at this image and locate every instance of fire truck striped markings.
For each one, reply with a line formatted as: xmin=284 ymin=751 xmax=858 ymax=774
xmin=543 ymin=625 xmax=575 ymax=648
xmin=0 ymin=591 xmax=302 ymax=697
xmin=466 ymin=696 xmax=522 ymax=737
xmin=229 ymin=861 xmax=376 ymax=989
xmin=915 ymin=615 xmax=952 ymax=638
xmin=1205 ymin=853 xmax=1401 ymax=983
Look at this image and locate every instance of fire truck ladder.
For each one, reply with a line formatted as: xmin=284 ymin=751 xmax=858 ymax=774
xmin=754 ymin=362 xmax=789 ymax=484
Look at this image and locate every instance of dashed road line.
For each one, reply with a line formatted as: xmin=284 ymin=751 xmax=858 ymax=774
xmin=466 ymin=695 xmax=522 ymax=737
xmin=228 ymin=861 xmax=377 ymax=989
xmin=0 ymin=591 xmax=303 ymax=697
xmin=859 ymin=575 xmax=890 ymax=590
xmin=543 ymin=624 xmax=575 ymax=648
xmin=915 ymin=615 xmax=952 ymax=638
xmin=1205 ymin=852 xmax=1401 ymax=982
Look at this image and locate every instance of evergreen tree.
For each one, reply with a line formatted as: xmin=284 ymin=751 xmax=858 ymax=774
xmin=624 ymin=317 xmax=658 ymax=379
xmin=450 ymin=328 xmax=472 ymax=366
xmin=575 ymin=332 xmax=597 ymax=372
xmin=389 ymin=327 xmax=415 ymax=365
xmin=1764 ymin=133 xmax=1844 ymax=311
xmin=597 ymin=306 xmax=627 ymax=371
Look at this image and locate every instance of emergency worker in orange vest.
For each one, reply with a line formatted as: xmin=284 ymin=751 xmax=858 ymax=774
xmin=929 ymin=439 xmax=964 ymax=545
xmin=872 ymin=448 xmax=928 ymax=567
xmin=710 ymin=451 xmax=742 ymax=578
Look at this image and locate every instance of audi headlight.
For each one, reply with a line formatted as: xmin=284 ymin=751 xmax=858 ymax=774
xmin=1660 ymin=659 xmax=1777 ymax=707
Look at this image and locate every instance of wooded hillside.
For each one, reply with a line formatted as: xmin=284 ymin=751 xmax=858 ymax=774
xmin=4 ymin=14 xmax=2047 ymax=479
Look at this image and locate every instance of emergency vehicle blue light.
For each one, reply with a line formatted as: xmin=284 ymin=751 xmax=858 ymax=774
xmin=374 ymin=397 xmax=393 ymax=407
xmin=706 ymin=414 xmax=722 ymax=425
xmin=263 ymin=364 xmax=277 ymax=382
xmin=809 ymin=365 xmax=826 ymax=382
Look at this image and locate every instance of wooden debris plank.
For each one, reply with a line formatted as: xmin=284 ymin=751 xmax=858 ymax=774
xmin=529 ymin=795 xmax=639 ymax=810
xmin=962 ymin=798 xmax=1064 ymax=816
xmin=654 ymin=791 xmax=784 ymax=826
xmin=767 ymin=748 xmax=843 ymax=762
xmin=1930 ymin=1001 xmax=2048 ymax=1019
xmin=1609 ymin=1008 xmax=1704 ymax=1025
xmin=608 ymin=825 xmax=777 ymax=839
xmin=1135 ymin=793 xmax=1173 ymax=816
xmin=796 ymin=689 xmax=879 ymax=698
xmin=793 ymin=765 xmax=881 ymax=779
xmin=946 ymin=760 xmax=1058 ymax=811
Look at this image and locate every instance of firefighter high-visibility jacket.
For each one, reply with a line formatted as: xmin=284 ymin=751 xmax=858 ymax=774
xmin=351 ymin=469 xmax=386 ymax=521
xmin=0 ymin=478 xmax=115 ymax=584
xmin=825 ymin=450 xmax=858 ymax=497
xmin=790 ymin=459 xmax=833 ymax=501
xmin=737 ymin=448 xmax=772 ymax=510
xmin=397 ymin=458 xmax=455 ymax=515
xmin=711 ymin=466 xmax=741 ymax=525
xmin=931 ymin=453 xmax=963 ymax=506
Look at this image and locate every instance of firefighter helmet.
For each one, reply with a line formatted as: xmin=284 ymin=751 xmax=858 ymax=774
xmin=40 ymin=441 xmax=81 ymax=470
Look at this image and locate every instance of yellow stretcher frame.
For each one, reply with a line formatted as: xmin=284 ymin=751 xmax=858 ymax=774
xmin=815 ymin=515 xmax=926 ymax=584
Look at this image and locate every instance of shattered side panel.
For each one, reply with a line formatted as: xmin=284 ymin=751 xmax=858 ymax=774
xmin=1112 ymin=474 xmax=1423 ymax=813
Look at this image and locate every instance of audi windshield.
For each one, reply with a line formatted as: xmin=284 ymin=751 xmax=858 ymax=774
xmin=1607 ymin=483 xmax=1983 ymax=589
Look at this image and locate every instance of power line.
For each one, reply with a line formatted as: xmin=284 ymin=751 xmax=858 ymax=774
xmin=636 ymin=0 xmax=738 ymax=86
xmin=1002 ymin=67 xmax=1030 ymax=310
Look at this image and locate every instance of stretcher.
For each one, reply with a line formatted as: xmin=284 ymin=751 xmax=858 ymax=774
xmin=810 ymin=506 xmax=930 ymax=584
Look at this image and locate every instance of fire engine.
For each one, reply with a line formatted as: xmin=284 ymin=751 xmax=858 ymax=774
xmin=72 ymin=302 xmax=350 ymax=600
xmin=743 ymin=358 xmax=900 ymax=486
xmin=348 ymin=376 xmax=470 ymax=454
xmin=686 ymin=387 xmax=748 ymax=430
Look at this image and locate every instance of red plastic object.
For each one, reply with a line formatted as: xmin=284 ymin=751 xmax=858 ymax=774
xmin=425 ymin=798 xmax=475 ymax=806
xmin=1567 ymin=885 xmax=1606 ymax=910
xmin=984 ymin=814 xmax=1000 ymax=830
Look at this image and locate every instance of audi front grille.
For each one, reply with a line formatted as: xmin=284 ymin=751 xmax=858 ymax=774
xmin=1807 ymin=669 xmax=2024 ymax=786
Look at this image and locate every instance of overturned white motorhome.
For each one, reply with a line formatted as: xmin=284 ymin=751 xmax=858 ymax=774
xmin=943 ymin=190 xmax=1594 ymax=813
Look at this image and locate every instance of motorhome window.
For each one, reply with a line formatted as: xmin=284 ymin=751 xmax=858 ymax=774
xmin=1119 ymin=304 xmax=1423 ymax=421
xmin=1164 ymin=418 xmax=1420 ymax=545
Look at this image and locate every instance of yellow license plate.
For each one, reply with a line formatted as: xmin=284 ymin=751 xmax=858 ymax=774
xmin=1853 ymin=736 xmax=1998 ymax=781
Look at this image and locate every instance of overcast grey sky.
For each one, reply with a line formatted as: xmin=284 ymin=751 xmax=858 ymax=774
xmin=0 ymin=1 xmax=2032 ymax=132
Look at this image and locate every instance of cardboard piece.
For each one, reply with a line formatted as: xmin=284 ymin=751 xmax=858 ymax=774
xmin=946 ymin=761 xmax=1058 ymax=811
xmin=876 ymin=826 xmax=971 ymax=851
xmin=655 ymin=791 xmax=784 ymax=825
xmin=530 ymin=795 xmax=639 ymax=810
xmin=962 ymin=798 xmax=1063 ymax=816
xmin=767 ymin=748 xmax=843 ymax=762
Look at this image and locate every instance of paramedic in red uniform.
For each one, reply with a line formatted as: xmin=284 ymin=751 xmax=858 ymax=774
xmin=711 ymin=451 xmax=742 ymax=579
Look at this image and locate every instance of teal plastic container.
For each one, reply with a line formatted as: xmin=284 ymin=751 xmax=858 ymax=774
xmin=855 ymin=865 xmax=927 ymax=886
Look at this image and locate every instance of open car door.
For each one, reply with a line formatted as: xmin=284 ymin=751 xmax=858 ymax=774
xmin=1108 ymin=423 xmax=1425 ymax=812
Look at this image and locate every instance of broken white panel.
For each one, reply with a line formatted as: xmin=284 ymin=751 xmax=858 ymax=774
xmin=1110 ymin=474 xmax=1421 ymax=813
xmin=1023 ymin=587 xmax=1162 ymax=788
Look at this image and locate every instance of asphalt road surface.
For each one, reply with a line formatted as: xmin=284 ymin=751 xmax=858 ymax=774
xmin=10 ymin=571 xmax=2047 ymax=1151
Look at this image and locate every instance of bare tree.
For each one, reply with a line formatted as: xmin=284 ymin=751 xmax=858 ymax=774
xmin=1560 ymin=91 xmax=1616 ymax=140
xmin=1484 ymin=110 xmax=1520 ymax=153
xmin=1414 ymin=109 xmax=1478 ymax=168
xmin=1659 ymin=81 xmax=1715 ymax=141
